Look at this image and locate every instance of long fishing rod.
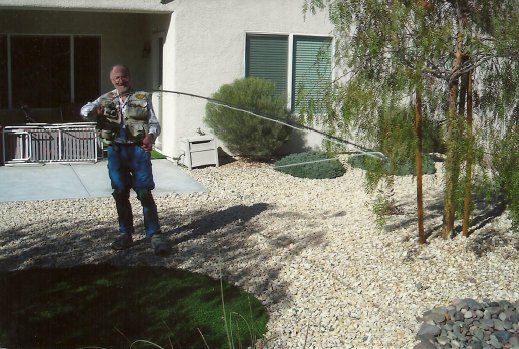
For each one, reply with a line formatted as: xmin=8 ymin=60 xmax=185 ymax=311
xmin=152 ymin=89 xmax=387 ymax=160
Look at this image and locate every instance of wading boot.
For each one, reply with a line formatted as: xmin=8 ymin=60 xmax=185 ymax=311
xmin=150 ymin=233 xmax=169 ymax=255
xmin=111 ymin=234 xmax=133 ymax=250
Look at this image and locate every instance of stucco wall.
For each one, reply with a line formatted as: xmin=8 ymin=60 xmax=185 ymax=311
xmin=0 ymin=9 xmax=167 ymax=98
xmin=161 ymin=0 xmax=333 ymax=158
xmin=1 ymin=2 xmax=334 ymax=158
xmin=0 ymin=0 xmax=174 ymax=13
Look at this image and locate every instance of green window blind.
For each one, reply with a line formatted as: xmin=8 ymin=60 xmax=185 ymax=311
xmin=245 ymin=34 xmax=288 ymax=97
xmin=292 ymin=36 xmax=332 ymax=113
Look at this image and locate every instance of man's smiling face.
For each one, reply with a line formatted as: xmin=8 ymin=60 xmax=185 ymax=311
xmin=110 ymin=65 xmax=131 ymax=94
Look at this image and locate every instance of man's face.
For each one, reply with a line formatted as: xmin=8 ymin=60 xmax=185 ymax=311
xmin=110 ymin=66 xmax=131 ymax=94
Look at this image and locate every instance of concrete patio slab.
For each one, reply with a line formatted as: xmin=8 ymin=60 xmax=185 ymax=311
xmin=0 ymin=159 xmax=205 ymax=202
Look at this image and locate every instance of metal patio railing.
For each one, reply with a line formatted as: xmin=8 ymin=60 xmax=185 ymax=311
xmin=2 ymin=122 xmax=99 ymax=164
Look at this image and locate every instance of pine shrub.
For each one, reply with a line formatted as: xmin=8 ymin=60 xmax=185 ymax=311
xmin=274 ymin=151 xmax=346 ymax=179
xmin=204 ymin=78 xmax=291 ymax=161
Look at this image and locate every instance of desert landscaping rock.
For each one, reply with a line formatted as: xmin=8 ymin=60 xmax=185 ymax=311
xmin=415 ymin=298 xmax=519 ymax=349
xmin=0 ymin=156 xmax=518 ymax=348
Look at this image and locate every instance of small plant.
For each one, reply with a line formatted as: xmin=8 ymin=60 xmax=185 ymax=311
xmin=273 ymin=151 xmax=346 ymax=179
xmin=204 ymin=77 xmax=291 ymax=161
xmin=373 ymin=194 xmax=392 ymax=228
xmin=372 ymin=181 xmax=403 ymax=228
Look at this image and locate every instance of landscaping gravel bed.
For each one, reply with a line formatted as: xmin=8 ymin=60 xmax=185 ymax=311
xmin=416 ymin=298 xmax=519 ymax=349
xmin=0 ymin=156 xmax=517 ymax=348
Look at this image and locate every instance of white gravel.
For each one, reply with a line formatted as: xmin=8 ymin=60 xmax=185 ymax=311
xmin=0 ymin=156 xmax=517 ymax=348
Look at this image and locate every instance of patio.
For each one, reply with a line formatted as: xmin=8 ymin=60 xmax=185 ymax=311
xmin=0 ymin=159 xmax=205 ymax=202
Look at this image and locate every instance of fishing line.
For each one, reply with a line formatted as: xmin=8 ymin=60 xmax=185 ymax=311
xmin=153 ymin=89 xmax=387 ymax=161
xmin=272 ymin=158 xmax=339 ymax=169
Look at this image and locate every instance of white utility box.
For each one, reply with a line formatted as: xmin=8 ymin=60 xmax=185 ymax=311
xmin=180 ymin=135 xmax=219 ymax=170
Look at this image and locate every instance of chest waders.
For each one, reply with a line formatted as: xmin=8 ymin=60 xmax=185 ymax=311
xmin=96 ymin=91 xmax=161 ymax=240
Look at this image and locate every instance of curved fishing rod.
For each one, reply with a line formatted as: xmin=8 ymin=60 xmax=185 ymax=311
xmin=152 ymin=89 xmax=387 ymax=160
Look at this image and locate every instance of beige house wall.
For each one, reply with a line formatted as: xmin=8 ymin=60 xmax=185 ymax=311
xmin=1 ymin=0 xmax=334 ymax=158
xmin=161 ymin=0 xmax=333 ymax=158
xmin=0 ymin=0 xmax=174 ymax=13
xmin=0 ymin=9 xmax=169 ymax=94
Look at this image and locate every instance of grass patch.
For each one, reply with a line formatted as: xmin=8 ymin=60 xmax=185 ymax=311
xmin=151 ymin=149 xmax=167 ymax=159
xmin=0 ymin=265 xmax=268 ymax=349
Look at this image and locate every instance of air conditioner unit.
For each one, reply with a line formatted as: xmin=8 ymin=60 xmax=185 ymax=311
xmin=180 ymin=135 xmax=219 ymax=170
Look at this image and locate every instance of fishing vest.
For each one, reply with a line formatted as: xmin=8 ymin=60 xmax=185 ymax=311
xmin=97 ymin=90 xmax=150 ymax=143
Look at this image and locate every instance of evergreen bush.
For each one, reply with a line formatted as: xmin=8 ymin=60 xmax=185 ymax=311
xmin=274 ymin=151 xmax=346 ymax=179
xmin=204 ymin=78 xmax=291 ymax=161
xmin=348 ymin=153 xmax=436 ymax=176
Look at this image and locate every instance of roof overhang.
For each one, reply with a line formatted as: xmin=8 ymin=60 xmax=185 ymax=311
xmin=0 ymin=0 xmax=175 ymax=14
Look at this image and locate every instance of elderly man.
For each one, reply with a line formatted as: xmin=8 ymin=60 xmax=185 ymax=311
xmin=81 ymin=64 xmax=168 ymax=255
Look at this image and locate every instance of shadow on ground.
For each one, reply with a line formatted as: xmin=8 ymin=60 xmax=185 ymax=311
xmin=382 ymin=192 xmax=516 ymax=253
xmin=0 ymin=202 xmax=325 ymax=312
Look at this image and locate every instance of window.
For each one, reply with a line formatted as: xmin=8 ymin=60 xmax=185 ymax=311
xmin=157 ymin=36 xmax=164 ymax=88
xmin=0 ymin=35 xmax=7 ymax=108
xmin=292 ymin=36 xmax=332 ymax=113
xmin=1 ymin=35 xmax=100 ymax=119
xmin=245 ymin=33 xmax=332 ymax=113
xmin=11 ymin=35 xmax=71 ymax=108
xmin=245 ymin=34 xmax=288 ymax=97
xmin=74 ymin=36 xmax=101 ymax=104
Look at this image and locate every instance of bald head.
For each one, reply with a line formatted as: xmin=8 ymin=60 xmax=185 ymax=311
xmin=110 ymin=65 xmax=131 ymax=94
xmin=110 ymin=65 xmax=130 ymax=77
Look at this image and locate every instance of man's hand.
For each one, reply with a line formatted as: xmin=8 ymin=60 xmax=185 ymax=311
xmin=142 ymin=134 xmax=155 ymax=152
xmin=95 ymin=106 xmax=104 ymax=117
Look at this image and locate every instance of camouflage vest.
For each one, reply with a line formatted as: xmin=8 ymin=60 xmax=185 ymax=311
xmin=97 ymin=90 xmax=150 ymax=143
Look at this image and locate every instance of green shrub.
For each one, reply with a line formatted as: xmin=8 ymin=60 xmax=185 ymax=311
xmin=345 ymin=106 xmax=442 ymax=190
xmin=348 ymin=153 xmax=436 ymax=176
xmin=492 ymin=129 xmax=519 ymax=230
xmin=204 ymin=77 xmax=291 ymax=161
xmin=376 ymin=106 xmax=446 ymax=157
xmin=274 ymin=151 xmax=346 ymax=179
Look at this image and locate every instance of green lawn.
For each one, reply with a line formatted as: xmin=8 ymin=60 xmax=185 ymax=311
xmin=0 ymin=265 xmax=268 ymax=349
xmin=151 ymin=149 xmax=167 ymax=160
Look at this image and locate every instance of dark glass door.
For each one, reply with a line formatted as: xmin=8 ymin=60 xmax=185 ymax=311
xmin=11 ymin=35 xmax=71 ymax=108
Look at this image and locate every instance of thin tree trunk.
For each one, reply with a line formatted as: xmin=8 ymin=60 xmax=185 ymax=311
xmin=442 ymin=59 xmax=463 ymax=239
xmin=462 ymin=69 xmax=474 ymax=237
xmin=441 ymin=7 xmax=465 ymax=239
xmin=458 ymin=56 xmax=468 ymax=117
xmin=415 ymin=91 xmax=426 ymax=244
